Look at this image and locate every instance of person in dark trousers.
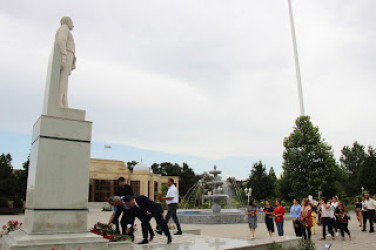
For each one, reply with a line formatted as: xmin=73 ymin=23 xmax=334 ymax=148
xmin=355 ymin=197 xmax=362 ymax=228
xmin=364 ymin=193 xmax=376 ymax=232
xmin=124 ymin=195 xmax=172 ymax=244
xmin=290 ymin=199 xmax=302 ymax=237
xmin=335 ymin=201 xmax=351 ymax=240
xmin=263 ymin=200 xmax=275 ymax=238
xmin=111 ymin=196 xmax=135 ymax=241
xmin=123 ymin=198 xmax=155 ymax=244
xmin=115 ymin=177 xmax=134 ymax=197
xmin=160 ymin=178 xmax=182 ymax=235
xmin=108 ymin=197 xmax=120 ymax=233
xmin=319 ymin=199 xmax=334 ymax=240
xmin=112 ymin=177 xmax=134 ymax=235
xmin=362 ymin=196 xmax=368 ymax=232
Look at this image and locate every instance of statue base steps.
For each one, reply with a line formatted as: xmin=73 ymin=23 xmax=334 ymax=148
xmin=1 ymin=230 xmax=108 ymax=250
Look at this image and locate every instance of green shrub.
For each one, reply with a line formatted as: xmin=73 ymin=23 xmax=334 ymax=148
xmin=0 ymin=197 xmax=9 ymax=208
xmin=201 ymin=202 xmax=210 ymax=209
xmin=12 ymin=197 xmax=23 ymax=209
xmin=297 ymin=239 xmax=316 ymax=250
xmin=268 ymin=242 xmax=283 ymax=250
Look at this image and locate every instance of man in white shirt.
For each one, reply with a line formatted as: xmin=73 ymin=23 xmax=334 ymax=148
xmin=161 ymin=178 xmax=182 ymax=235
xmin=364 ymin=194 xmax=376 ymax=232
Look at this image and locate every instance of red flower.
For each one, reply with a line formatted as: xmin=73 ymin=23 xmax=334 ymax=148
xmin=159 ymin=194 xmax=163 ymax=199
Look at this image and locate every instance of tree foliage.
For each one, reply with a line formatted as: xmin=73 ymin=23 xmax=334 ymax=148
xmin=126 ymin=161 xmax=138 ymax=171
xmin=339 ymin=142 xmax=376 ymax=195
xmin=0 ymin=153 xmax=16 ymax=199
xmin=358 ymin=146 xmax=376 ymax=194
xmin=151 ymin=162 xmax=198 ymax=197
xmin=280 ymin=116 xmax=340 ymax=201
xmin=14 ymin=157 xmax=29 ymax=200
xmin=246 ymin=161 xmax=276 ymax=200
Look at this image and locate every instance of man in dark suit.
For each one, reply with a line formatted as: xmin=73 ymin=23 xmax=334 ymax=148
xmin=124 ymin=200 xmax=155 ymax=244
xmin=113 ymin=177 xmax=134 ymax=235
xmin=111 ymin=197 xmax=135 ymax=241
xmin=124 ymin=195 xmax=172 ymax=244
xmin=115 ymin=177 xmax=134 ymax=197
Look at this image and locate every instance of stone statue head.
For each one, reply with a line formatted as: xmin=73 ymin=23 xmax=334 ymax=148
xmin=60 ymin=16 xmax=74 ymax=31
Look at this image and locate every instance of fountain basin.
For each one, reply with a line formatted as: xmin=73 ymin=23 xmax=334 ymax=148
xmin=177 ymin=209 xmax=265 ymax=224
xmin=202 ymin=194 xmax=229 ymax=201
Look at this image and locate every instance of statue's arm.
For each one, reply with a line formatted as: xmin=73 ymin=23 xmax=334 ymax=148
xmin=56 ymin=25 xmax=69 ymax=65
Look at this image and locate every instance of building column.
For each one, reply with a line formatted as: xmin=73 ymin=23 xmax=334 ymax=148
xmin=110 ymin=180 xmax=114 ymax=198
xmin=90 ymin=179 xmax=95 ymax=202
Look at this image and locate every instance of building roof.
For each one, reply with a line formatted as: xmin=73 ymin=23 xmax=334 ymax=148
xmin=133 ymin=162 xmax=150 ymax=172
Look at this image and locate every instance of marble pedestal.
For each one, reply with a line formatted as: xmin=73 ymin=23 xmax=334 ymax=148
xmin=1 ymin=112 xmax=109 ymax=249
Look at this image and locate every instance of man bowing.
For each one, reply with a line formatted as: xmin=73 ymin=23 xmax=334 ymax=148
xmin=124 ymin=195 xmax=172 ymax=244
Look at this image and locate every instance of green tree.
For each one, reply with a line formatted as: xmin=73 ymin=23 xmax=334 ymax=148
xmin=179 ymin=163 xmax=198 ymax=197
xmin=126 ymin=161 xmax=138 ymax=171
xmin=162 ymin=162 xmax=182 ymax=176
xmin=0 ymin=153 xmax=16 ymax=198
xmin=267 ymin=167 xmax=277 ymax=198
xmin=246 ymin=161 xmax=275 ymax=200
xmin=359 ymin=146 xmax=376 ymax=194
xmin=149 ymin=162 xmax=198 ymax=197
xmin=340 ymin=142 xmax=366 ymax=196
xmin=14 ymin=156 xmax=29 ymax=200
xmin=281 ymin=116 xmax=340 ymax=201
xmin=151 ymin=163 xmax=161 ymax=174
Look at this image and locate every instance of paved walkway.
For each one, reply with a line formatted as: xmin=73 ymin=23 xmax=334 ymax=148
xmin=1 ymin=211 xmax=374 ymax=249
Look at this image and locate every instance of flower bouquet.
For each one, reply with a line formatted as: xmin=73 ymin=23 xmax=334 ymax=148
xmin=1 ymin=220 xmax=23 ymax=237
xmin=90 ymin=222 xmax=132 ymax=242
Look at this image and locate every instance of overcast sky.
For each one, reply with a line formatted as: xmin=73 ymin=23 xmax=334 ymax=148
xmin=1 ymin=0 xmax=375 ymax=179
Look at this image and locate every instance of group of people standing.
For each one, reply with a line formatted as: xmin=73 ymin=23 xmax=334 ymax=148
xmin=107 ymin=177 xmax=182 ymax=244
xmin=245 ymin=194 xmax=376 ymax=241
xmin=355 ymin=194 xmax=376 ymax=233
xmin=246 ymin=198 xmax=287 ymax=239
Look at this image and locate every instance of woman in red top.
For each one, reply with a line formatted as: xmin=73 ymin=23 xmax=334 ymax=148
xmin=301 ymin=198 xmax=313 ymax=239
xmin=275 ymin=199 xmax=285 ymax=236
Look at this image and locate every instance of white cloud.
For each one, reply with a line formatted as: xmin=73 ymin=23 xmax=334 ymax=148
xmin=1 ymin=0 xmax=376 ymax=168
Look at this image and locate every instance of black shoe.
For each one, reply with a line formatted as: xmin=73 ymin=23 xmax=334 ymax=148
xmin=167 ymin=236 xmax=172 ymax=244
xmin=174 ymin=231 xmax=183 ymax=235
xmin=149 ymin=233 xmax=155 ymax=241
xmin=362 ymin=229 xmax=366 ymax=232
xmin=131 ymin=236 xmax=135 ymax=242
xmin=369 ymin=231 xmax=375 ymax=233
xmin=155 ymin=229 xmax=163 ymax=235
xmin=138 ymin=239 xmax=149 ymax=244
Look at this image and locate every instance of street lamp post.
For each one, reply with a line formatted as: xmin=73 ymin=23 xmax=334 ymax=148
xmin=244 ymin=188 xmax=253 ymax=204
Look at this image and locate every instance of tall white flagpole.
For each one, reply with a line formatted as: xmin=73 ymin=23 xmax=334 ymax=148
xmin=288 ymin=0 xmax=305 ymax=116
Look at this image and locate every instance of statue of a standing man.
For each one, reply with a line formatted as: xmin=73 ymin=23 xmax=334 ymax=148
xmin=55 ymin=16 xmax=76 ymax=108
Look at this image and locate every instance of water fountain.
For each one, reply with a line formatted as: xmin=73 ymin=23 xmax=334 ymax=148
xmin=177 ymin=165 xmax=249 ymax=224
xmin=202 ymin=165 xmax=229 ymax=213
